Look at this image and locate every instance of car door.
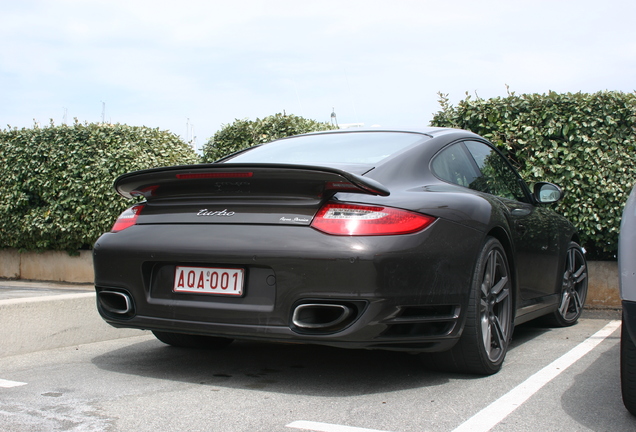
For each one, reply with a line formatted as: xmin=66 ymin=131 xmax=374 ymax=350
xmin=461 ymin=140 xmax=562 ymax=301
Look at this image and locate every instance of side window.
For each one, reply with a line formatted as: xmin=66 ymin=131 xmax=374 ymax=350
xmin=432 ymin=141 xmax=528 ymax=202
xmin=430 ymin=143 xmax=480 ymax=188
xmin=464 ymin=141 xmax=527 ymax=202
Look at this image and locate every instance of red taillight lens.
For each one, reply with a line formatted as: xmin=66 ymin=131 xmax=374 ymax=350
xmin=111 ymin=204 xmax=145 ymax=233
xmin=311 ymin=202 xmax=435 ymax=236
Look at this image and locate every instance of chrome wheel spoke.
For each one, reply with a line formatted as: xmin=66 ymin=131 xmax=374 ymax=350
xmin=559 ymin=291 xmax=571 ymax=316
xmin=489 ymin=252 xmax=497 ymax=280
xmin=571 ymin=291 xmax=582 ymax=314
xmin=480 ymin=298 xmax=489 ymax=313
xmin=482 ymin=252 xmax=495 ymax=297
xmin=573 ymin=265 xmax=587 ymax=284
xmin=563 ymin=272 xmax=570 ymax=284
xmin=481 ymin=282 xmax=489 ymax=299
xmin=492 ymin=316 xmax=506 ymax=349
xmin=495 ymin=286 xmax=509 ymax=304
xmin=492 ymin=276 xmax=509 ymax=297
xmin=481 ymin=316 xmax=491 ymax=351
xmin=568 ymin=248 xmax=576 ymax=273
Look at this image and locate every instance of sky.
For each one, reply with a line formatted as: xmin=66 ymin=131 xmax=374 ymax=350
xmin=2 ymin=0 xmax=635 ymax=151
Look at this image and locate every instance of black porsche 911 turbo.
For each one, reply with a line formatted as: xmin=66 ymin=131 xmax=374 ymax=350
xmin=93 ymin=127 xmax=588 ymax=375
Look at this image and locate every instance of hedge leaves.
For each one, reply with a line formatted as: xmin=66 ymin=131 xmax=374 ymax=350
xmin=0 ymin=122 xmax=198 ymax=252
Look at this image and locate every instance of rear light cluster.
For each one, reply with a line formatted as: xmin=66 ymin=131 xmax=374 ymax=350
xmin=311 ymin=202 xmax=435 ymax=236
xmin=109 ymin=201 xmax=435 ymax=236
xmin=111 ymin=204 xmax=145 ymax=232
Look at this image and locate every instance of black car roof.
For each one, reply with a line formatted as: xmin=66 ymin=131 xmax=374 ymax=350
xmin=286 ymin=126 xmax=482 ymax=140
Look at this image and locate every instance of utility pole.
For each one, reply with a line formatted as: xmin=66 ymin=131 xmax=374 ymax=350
xmin=330 ymin=108 xmax=338 ymax=128
xmin=186 ymin=118 xmax=197 ymax=151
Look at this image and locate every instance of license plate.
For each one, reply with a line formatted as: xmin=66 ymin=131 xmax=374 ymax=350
xmin=174 ymin=266 xmax=244 ymax=296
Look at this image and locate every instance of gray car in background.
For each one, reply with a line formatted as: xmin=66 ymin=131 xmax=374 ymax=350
xmin=619 ymin=186 xmax=636 ymax=415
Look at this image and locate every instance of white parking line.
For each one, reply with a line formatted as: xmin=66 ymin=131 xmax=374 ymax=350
xmin=287 ymin=321 xmax=620 ymax=432
xmin=287 ymin=320 xmax=621 ymax=432
xmin=452 ymin=320 xmax=621 ymax=432
xmin=0 ymin=379 xmax=27 ymax=388
xmin=286 ymin=421 xmax=394 ymax=432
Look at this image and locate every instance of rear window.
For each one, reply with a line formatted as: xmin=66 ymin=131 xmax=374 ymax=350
xmin=223 ymin=131 xmax=428 ymax=165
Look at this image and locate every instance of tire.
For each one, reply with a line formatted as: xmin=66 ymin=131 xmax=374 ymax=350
xmin=426 ymin=237 xmax=513 ymax=375
xmin=621 ymin=313 xmax=636 ymax=416
xmin=543 ymin=242 xmax=588 ymax=327
xmin=152 ymin=330 xmax=234 ymax=349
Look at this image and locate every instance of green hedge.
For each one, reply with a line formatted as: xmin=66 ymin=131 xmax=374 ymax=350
xmin=0 ymin=122 xmax=199 ymax=252
xmin=431 ymin=90 xmax=636 ymax=260
xmin=202 ymin=113 xmax=336 ymax=162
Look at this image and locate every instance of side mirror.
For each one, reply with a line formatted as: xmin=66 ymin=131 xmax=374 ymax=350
xmin=534 ymin=182 xmax=563 ymax=204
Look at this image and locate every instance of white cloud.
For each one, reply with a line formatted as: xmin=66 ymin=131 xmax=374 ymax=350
xmin=1 ymin=0 xmax=635 ymax=142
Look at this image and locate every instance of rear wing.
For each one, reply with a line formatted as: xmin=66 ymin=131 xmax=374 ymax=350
xmin=114 ymin=163 xmax=390 ymax=200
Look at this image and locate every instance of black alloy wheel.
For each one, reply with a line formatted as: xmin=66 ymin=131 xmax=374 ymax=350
xmin=545 ymin=242 xmax=588 ymax=327
xmin=478 ymin=240 xmax=513 ymax=366
xmin=426 ymin=237 xmax=513 ymax=375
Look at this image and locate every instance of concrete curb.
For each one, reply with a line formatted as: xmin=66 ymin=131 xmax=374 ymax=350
xmin=0 ymin=286 xmax=145 ymax=358
xmin=0 ymin=249 xmax=93 ymax=283
xmin=586 ymin=261 xmax=620 ymax=308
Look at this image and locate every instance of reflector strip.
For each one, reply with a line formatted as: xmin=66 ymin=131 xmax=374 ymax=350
xmin=322 ymin=207 xmax=388 ymax=220
xmin=326 ymin=181 xmax=359 ymax=191
xmin=176 ymin=172 xmax=253 ymax=179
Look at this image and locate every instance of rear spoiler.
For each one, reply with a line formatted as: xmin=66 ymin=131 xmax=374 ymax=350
xmin=114 ymin=163 xmax=390 ymax=200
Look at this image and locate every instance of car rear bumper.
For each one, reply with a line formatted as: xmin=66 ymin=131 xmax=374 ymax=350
xmin=93 ymin=220 xmax=483 ymax=352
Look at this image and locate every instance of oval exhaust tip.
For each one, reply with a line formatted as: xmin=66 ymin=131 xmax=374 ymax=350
xmin=292 ymin=303 xmax=351 ymax=329
xmin=98 ymin=291 xmax=133 ymax=315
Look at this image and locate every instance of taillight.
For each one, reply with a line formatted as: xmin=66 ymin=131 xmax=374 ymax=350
xmin=111 ymin=204 xmax=145 ymax=232
xmin=311 ymin=202 xmax=435 ymax=236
